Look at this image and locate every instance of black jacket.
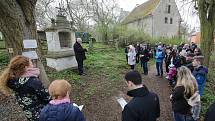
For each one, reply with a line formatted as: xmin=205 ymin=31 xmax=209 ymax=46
xmin=140 ymin=49 xmax=150 ymax=62
xmin=205 ymin=102 xmax=215 ymax=121
xmin=7 ymin=77 xmax=51 ymax=121
xmin=122 ymin=86 xmax=160 ymax=121
xmin=171 ymin=86 xmax=192 ymax=115
xmin=74 ymin=42 xmax=87 ymax=61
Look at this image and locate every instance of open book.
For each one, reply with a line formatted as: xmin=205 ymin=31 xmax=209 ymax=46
xmin=116 ymin=97 xmax=127 ymax=110
xmin=73 ymin=103 xmax=84 ymax=111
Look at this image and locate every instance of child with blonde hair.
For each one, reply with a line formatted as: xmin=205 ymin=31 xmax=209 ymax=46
xmin=39 ymin=79 xmax=85 ymax=121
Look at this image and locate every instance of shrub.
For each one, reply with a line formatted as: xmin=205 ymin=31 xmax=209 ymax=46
xmin=109 ymin=24 xmax=184 ymax=47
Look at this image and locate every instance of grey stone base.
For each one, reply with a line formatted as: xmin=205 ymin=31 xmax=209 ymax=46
xmin=46 ymin=56 xmax=78 ymax=71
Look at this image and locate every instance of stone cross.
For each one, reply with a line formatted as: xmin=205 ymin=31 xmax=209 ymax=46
xmin=56 ymin=2 xmax=66 ymax=16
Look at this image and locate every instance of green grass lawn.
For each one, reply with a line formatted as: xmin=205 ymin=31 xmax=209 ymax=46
xmin=0 ymin=50 xmax=9 ymax=70
xmin=47 ymin=43 xmax=129 ymax=102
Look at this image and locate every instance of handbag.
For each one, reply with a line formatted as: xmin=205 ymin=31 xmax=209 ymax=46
xmin=186 ymin=91 xmax=200 ymax=107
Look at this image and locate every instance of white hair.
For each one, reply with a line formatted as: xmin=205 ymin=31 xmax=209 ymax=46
xmin=76 ymin=38 xmax=82 ymax=43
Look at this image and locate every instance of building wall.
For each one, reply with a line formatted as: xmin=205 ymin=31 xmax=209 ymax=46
xmin=191 ymin=32 xmax=215 ymax=46
xmin=125 ymin=0 xmax=180 ymax=38
xmin=152 ymin=0 xmax=180 ymax=38
xmin=127 ymin=16 xmax=153 ymax=37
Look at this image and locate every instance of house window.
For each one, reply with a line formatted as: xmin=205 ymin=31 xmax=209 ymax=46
xmin=170 ymin=18 xmax=173 ymax=24
xmin=168 ymin=5 xmax=171 ymax=13
xmin=165 ymin=17 xmax=168 ymax=24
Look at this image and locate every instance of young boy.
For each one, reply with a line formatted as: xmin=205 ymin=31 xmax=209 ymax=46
xmin=39 ymin=80 xmax=85 ymax=121
xmin=192 ymin=56 xmax=208 ymax=96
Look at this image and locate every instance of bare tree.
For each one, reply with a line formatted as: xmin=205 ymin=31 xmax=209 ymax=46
xmin=36 ymin=0 xmax=56 ymax=29
xmin=64 ymin=0 xmax=92 ymax=31
xmin=90 ymin=0 xmax=121 ymax=42
xmin=179 ymin=0 xmax=215 ymax=66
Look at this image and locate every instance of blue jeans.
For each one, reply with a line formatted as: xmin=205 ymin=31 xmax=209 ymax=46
xmin=142 ymin=62 xmax=148 ymax=74
xmin=173 ymin=112 xmax=194 ymax=121
xmin=156 ymin=62 xmax=163 ymax=76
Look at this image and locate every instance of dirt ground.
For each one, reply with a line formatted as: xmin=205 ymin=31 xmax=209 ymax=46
xmin=0 ymin=64 xmax=173 ymax=121
xmin=80 ymin=64 xmax=173 ymax=121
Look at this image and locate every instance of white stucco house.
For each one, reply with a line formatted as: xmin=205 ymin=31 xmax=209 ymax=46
xmin=122 ymin=0 xmax=181 ymax=38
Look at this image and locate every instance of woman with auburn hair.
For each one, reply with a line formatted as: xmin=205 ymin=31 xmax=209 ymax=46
xmin=0 ymin=55 xmax=50 ymax=121
xmin=170 ymin=66 xmax=199 ymax=121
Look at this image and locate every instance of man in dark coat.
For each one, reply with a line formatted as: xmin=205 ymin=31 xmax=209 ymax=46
xmin=140 ymin=45 xmax=150 ymax=75
xmin=122 ymin=71 xmax=160 ymax=121
xmin=135 ymin=43 xmax=141 ymax=63
xmin=125 ymin=46 xmax=129 ymax=63
xmin=74 ymin=38 xmax=87 ymax=75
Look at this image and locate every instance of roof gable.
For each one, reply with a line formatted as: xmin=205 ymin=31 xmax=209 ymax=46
xmin=122 ymin=0 xmax=160 ymax=24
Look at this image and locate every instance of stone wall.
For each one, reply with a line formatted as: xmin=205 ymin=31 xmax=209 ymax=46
xmin=152 ymin=0 xmax=180 ymax=38
xmin=127 ymin=16 xmax=153 ymax=36
xmin=125 ymin=0 xmax=180 ymax=38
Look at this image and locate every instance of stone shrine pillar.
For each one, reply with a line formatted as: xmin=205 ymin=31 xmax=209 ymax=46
xmin=45 ymin=15 xmax=77 ymax=71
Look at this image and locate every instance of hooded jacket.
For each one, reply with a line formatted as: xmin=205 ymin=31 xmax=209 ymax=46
xmin=155 ymin=50 xmax=164 ymax=63
xmin=192 ymin=66 xmax=208 ymax=96
xmin=122 ymin=86 xmax=160 ymax=121
xmin=39 ymin=102 xmax=85 ymax=121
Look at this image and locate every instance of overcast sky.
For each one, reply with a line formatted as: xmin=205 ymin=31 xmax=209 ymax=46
xmin=118 ymin=0 xmax=147 ymax=11
xmin=117 ymin=0 xmax=200 ymax=32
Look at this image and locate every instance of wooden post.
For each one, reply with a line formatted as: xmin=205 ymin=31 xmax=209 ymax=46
xmin=89 ymin=37 xmax=93 ymax=50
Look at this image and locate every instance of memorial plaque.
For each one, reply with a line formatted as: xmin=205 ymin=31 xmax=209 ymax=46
xmin=23 ymin=39 xmax=37 ymax=49
xmin=22 ymin=51 xmax=38 ymax=59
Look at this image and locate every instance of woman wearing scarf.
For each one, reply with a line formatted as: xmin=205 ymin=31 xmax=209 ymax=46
xmin=0 ymin=55 xmax=51 ymax=121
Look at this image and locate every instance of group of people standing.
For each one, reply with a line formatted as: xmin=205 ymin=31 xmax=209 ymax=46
xmin=123 ymin=42 xmax=214 ymax=121
xmin=125 ymin=43 xmax=151 ymax=75
xmin=0 ymin=40 xmax=214 ymax=121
